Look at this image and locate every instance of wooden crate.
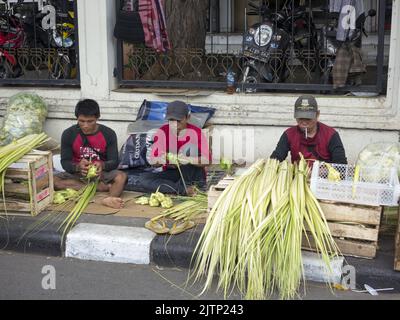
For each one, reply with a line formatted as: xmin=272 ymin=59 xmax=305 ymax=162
xmin=0 ymin=150 xmax=54 ymax=216
xmin=395 ymin=209 xmax=400 ymax=271
xmin=207 ymin=176 xmax=235 ymax=212
xmin=207 ymin=177 xmax=382 ymax=259
xmin=302 ymin=201 xmax=383 ymax=259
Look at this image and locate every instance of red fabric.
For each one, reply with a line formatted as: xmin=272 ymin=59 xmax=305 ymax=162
xmin=151 ymin=123 xmax=211 ymax=169
xmin=285 ymin=122 xmax=336 ymax=164
xmin=138 ymin=0 xmax=171 ymax=53
xmin=71 ymin=131 xmax=107 ymax=166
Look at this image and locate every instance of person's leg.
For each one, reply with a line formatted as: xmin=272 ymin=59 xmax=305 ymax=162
xmin=142 ymin=166 xmax=206 ymax=195
xmin=54 ymin=173 xmax=85 ymax=191
xmin=108 ymin=170 xmax=128 ymax=197
xmin=139 ymin=169 xmax=182 ymax=194
xmin=99 ymin=170 xmax=127 ymax=209
xmin=96 ymin=182 xmax=110 ymax=192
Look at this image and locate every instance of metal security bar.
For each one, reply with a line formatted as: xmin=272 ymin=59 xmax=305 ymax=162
xmin=116 ymin=0 xmax=389 ymax=94
xmin=0 ymin=0 xmax=79 ymax=86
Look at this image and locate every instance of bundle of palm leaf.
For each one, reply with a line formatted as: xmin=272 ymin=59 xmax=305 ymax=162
xmin=191 ymin=156 xmax=340 ymax=300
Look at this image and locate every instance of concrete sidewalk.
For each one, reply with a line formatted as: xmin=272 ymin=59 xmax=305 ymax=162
xmin=1 ymin=213 xmax=400 ymax=292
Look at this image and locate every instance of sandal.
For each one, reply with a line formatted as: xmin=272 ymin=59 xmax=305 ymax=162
xmin=169 ymin=220 xmax=195 ymax=235
xmin=145 ymin=220 xmax=169 ymax=235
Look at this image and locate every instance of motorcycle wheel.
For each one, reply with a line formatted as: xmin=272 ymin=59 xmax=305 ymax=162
xmin=50 ymin=54 xmax=72 ymax=79
xmin=322 ymin=68 xmax=331 ymax=85
xmin=0 ymin=65 xmax=8 ymax=79
xmin=0 ymin=61 xmax=23 ymax=79
xmin=242 ymin=69 xmax=260 ymax=93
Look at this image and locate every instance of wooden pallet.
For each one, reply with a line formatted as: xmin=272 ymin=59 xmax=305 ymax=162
xmin=302 ymin=201 xmax=383 ymax=259
xmin=0 ymin=150 xmax=54 ymax=217
xmin=395 ymin=208 xmax=400 ymax=271
xmin=207 ymin=176 xmax=235 ymax=212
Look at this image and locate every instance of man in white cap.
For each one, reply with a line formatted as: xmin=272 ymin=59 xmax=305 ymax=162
xmin=271 ymin=95 xmax=347 ymax=165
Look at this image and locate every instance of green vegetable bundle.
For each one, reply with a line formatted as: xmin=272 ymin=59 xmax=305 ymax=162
xmin=0 ymin=92 xmax=48 ymax=145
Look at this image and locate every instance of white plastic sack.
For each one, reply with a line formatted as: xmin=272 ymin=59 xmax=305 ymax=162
xmin=357 ymin=142 xmax=400 ymax=182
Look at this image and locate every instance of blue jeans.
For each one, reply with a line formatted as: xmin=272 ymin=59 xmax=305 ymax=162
xmin=125 ymin=165 xmax=206 ymax=195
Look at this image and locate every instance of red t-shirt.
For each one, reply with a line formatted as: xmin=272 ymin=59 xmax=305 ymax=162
xmin=150 ymin=123 xmax=211 ymax=168
xmin=72 ymin=131 xmax=107 ymax=164
xmin=60 ymin=124 xmax=119 ymax=174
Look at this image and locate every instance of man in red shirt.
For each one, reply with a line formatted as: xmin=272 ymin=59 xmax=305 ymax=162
xmin=54 ymin=99 xmax=127 ymax=209
xmin=139 ymin=100 xmax=211 ymax=196
xmin=271 ymin=95 xmax=347 ymax=165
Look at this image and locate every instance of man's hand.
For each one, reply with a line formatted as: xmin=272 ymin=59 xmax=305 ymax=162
xmin=78 ymin=159 xmax=91 ymax=177
xmin=93 ymin=161 xmax=104 ymax=177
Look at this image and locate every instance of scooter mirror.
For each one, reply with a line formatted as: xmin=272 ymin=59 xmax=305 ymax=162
xmin=368 ymin=9 xmax=377 ymax=17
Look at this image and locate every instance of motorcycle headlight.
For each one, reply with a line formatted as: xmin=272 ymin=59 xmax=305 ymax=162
xmin=253 ymin=24 xmax=272 ymax=47
xmin=326 ymin=40 xmax=337 ymax=55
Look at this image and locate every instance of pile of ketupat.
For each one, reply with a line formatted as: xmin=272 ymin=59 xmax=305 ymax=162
xmin=22 ymin=178 xmax=98 ymax=246
xmin=190 ymin=156 xmax=340 ymax=300
xmin=56 ymin=164 xmax=99 ymax=240
xmin=152 ymin=189 xmax=208 ymax=222
xmin=57 ymin=180 xmax=98 ymax=240
xmin=136 ymin=191 xmax=174 ymax=209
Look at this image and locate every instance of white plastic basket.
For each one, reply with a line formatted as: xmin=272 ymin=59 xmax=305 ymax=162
xmin=310 ymin=161 xmax=400 ymax=207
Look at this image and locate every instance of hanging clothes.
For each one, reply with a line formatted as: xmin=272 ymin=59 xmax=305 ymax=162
xmin=138 ymin=0 xmax=171 ymax=53
xmin=332 ymin=43 xmax=366 ymax=88
xmin=329 ymin=0 xmax=365 ymax=41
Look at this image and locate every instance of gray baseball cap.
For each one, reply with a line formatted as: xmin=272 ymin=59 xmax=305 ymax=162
xmin=294 ymin=95 xmax=318 ymax=119
xmin=166 ymin=100 xmax=189 ymax=120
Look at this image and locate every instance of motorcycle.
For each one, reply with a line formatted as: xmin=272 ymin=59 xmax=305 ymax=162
xmin=23 ymin=1 xmax=76 ymax=79
xmin=0 ymin=0 xmax=25 ymax=79
xmin=241 ymin=1 xmax=319 ymax=91
xmin=319 ymin=8 xmax=377 ymax=85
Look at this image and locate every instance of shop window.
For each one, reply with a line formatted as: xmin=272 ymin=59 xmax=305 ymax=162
xmin=0 ymin=0 xmax=79 ymax=86
xmin=116 ymin=0 xmax=390 ymax=95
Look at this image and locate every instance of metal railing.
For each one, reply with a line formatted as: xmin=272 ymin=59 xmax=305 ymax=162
xmin=116 ymin=0 xmax=389 ymax=94
xmin=0 ymin=0 xmax=79 ymax=86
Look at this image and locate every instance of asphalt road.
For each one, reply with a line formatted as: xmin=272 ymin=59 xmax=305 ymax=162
xmin=1 ymin=251 xmax=400 ymax=301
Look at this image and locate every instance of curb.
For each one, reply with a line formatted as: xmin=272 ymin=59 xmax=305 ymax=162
xmin=151 ymin=225 xmax=204 ymax=268
xmin=0 ymin=216 xmax=63 ymax=256
xmin=1 ymin=217 xmax=400 ymax=290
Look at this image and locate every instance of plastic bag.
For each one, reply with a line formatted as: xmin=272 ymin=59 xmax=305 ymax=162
xmin=0 ymin=92 xmax=48 ymax=145
xmin=357 ymin=142 xmax=400 ymax=182
xmin=118 ymin=129 xmax=157 ymax=169
xmin=136 ymin=100 xmax=216 ymax=128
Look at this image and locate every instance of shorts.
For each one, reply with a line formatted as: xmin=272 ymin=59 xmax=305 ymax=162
xmin=55 ymin=170 xmax=120 ymax=184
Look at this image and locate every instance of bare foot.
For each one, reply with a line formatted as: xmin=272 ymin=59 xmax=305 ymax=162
xmin=101 ymin=196 xmax=124 ymax=209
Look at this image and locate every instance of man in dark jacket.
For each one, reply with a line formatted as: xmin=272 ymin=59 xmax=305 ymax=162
xmin=271 ymin=95 xmax=347 ymax=165
xmin=54 ymin=99 xmax=127 ymax=209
